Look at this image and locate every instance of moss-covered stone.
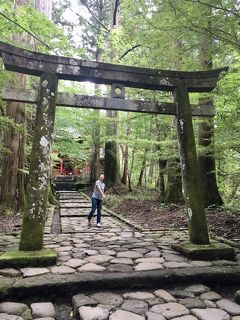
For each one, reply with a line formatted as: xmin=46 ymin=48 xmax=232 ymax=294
xmin=0 ymin=249 xmax=57 ymax=268
xmin=0 ymin=277 xmax=15 ymax=296
xmin=172 ymin=241 xmax=235 ymax=261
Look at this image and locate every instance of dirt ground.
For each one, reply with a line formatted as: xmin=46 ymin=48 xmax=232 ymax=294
xmin=111 ymin=198 xmax=240 ymax=241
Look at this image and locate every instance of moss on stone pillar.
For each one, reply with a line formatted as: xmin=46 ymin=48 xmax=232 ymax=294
xmin=175 ymin=84 xmax=210 ymax=245
xmin=19 ymin=72 xmax=58 ymax=251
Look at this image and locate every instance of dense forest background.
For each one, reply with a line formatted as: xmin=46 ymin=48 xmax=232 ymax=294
xmin=0 ymin=0 xmax=239 ymax=217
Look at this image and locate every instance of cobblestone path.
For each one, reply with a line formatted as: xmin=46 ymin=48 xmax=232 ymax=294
xmin=1 ymin=190 xmax=240 ymax=319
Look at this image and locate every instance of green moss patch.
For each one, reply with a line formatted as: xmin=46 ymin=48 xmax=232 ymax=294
xmin=172 ymin=241 xmax=235 ymax=261
xmin=0 ymin=249 xmax=57 ymax=268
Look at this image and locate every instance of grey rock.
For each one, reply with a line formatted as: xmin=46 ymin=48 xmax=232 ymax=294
xmin=110 ymin=258 xmax=133 ymax=265
xmin=190 ymin=261 xmax=212 ymax=267
xmin=213 ymin=260 xmax=238 ymax=266
xmin=150 ymin=302 xmax=189 ymax=318
xmin=107 ymin=264 xmax=133 ymax=272
xmin=77 ymin=263 xmax=106 ymax=272
xmin=109 ymin=309 xmax=144 ymax=320
xmin=84 ymin=250 xmax=98 ymax=256
xmin=163 ymin=262 xmax=192 ymax=268
xmin=121 ymin=299 xmax=148 ymax=315
xmin=235 ymin=290 xmax=240 ymax=304
xmin=0 ymin=268 xmax=21 ymax=278
xmin=34 ymin=318 xmax=55 ymax=320
xmin=135 ymin=258 xmax=164 ymax=264
xmin=117 ymin=251 xmax=143 ymax=259
xmin=145 ymin=251 xmax=161 ymax=258
xmin=216 ymin=299 xmax=240 ymax=315
xmin=31 ymin=302 xmax=55 ymax=318
xmin=135 ymin=263 xmax=163 ymax=271
xmin=0 ymin=314 xmax=23 ymax=320
xmin=162 ymin=253 xmax=187 ymax=262
xmin=154 ymin=289 xmax=176 ymax=302
xmin=72 ymin=294 xmax=97 ymax=317
xmin=179 ymin=298 xmax=205 ymax=309
xmin=58 ymin=255 xmax=71 ymax=262
xmin=86 ymin=255 xmax=113 ymax=264
xmin=145 ymin=311 xmax=166 ymax=320
xmin=172 ymin=316 xmax=198 ymax=320
xmin=90 ymin=292 xmax=123 ymax=307
xmin=203 ymin=299 xmax=216 ymax=308
xmin=78 ymin=306 xmax=109 ymax=320
xmin=191 ymin=308 xmax=230 ymax=320
xmin=123 ymin=291 xmax=155 ymax=300
xmin=169 ymin=290 xmax=194 ymax=299
xmin=20 ymin=268 xmax=49 ymax=277
xmin=147 ymin=297 xmax=164 ymax=306
xmin=57 ymin=246 xmax=72 ymax=252
xmin=99 ymin=249 xmax=116 ymax=256
xmin=63 ymin=258 xmax=87 ymax=268
xmin=184 ymin=284 xmax=210 ymax=295
xmin=200 ymin=291 xmax=222 ymax=301
xmin=50 ymin=266 xmax=75 ymax=274
xmin=0 ymin=302 xmax=28 ymax=316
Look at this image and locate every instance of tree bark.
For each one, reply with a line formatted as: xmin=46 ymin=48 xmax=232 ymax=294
xmin=35 ymin=0 xmax=52 ymax=18
xmin=104 ymin=110 xmax=121 ymax=186
xmin=19 ymin=72 xmax=58 ymax=251
xmin=90 ymin=48 xmax=102 ymax=183
xmin=164 ymin=118 xmax=184 ymax=204
xmin=159 ymin=159 xmax=167 ymax=203
xmin=137 ymin=151 xmax=147 ymax=187
xmin=0 ymin=0 xmax=30 ymax=215
xmin=164 ymin=158 xmax=183 ymax=203
xmin=0 ymin=84 xmax=26 ymax=215
xmin=121 ymin=117 xmax=130 ymax=185
xmin=198 ymin=16 xmax=223 ymax=207
xmin=198 ymin=113 xmax=223 ymax=207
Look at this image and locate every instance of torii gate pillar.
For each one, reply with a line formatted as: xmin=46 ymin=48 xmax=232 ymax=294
xmin=19 ymin=72 xmax=58 ymax=251
xmin=175 ymin=84 xmax=209 ymax=244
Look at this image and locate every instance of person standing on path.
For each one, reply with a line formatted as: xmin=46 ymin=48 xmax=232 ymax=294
xmin=87 ymin=174 xmax=105 ymax=227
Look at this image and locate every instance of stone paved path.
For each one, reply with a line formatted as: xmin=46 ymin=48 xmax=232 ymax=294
xmin=1 ymin=284 xmax=240 ymax=319
xmin=1 ymin=191 xmax=240 ymax=319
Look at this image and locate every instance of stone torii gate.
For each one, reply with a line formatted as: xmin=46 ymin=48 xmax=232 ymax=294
xmin=0 ymin=41 xmax=228 ymax=254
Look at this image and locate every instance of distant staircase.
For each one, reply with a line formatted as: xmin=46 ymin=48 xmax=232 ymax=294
xmin=52 ymin=176 xmax=77 ymax=191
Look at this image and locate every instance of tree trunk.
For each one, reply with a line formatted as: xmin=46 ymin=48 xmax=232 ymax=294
xmin=198 ymin=114 xmax=223 ymax=207
xmin=164 ymin=159 xmax=183 ymax=204
xmin=35 ymin=0 xmax=52 ymax=18
xmin=121 ymin=145 xmax=128 ymax=185
xmin=0 ymin=0 xmax=30 ymax=215
xmin=0 ymin=85 xmax=26 ymax=215
xmin=198 ymin=17 xmax=223 ymax=207
xmin=90 ymin=48 xmax=102 ymax=183
xmin=159 ymin=159 xmax=167 ymax=203
xmin=104 ymin=110 xmax=121 ymax=186
xmin=19 ymin=72 xmax=58 ymax=251
xmin=137 ymin=153 xmax=147 ymax=187
xmin=121 ymin=118 xmax=130 ymax=185
xmin=164 ymin=118 xmax=183 ymax=204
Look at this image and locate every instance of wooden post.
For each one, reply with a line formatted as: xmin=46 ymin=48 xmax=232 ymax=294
xmin=174 ymin=84 xmax=210 ymax=245
xmin=19 ymin=72 xmax=58 ymax=251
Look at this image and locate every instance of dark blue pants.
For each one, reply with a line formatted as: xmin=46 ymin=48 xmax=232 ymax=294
xmin=88 ymin=197 xmax=102 ymax=224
